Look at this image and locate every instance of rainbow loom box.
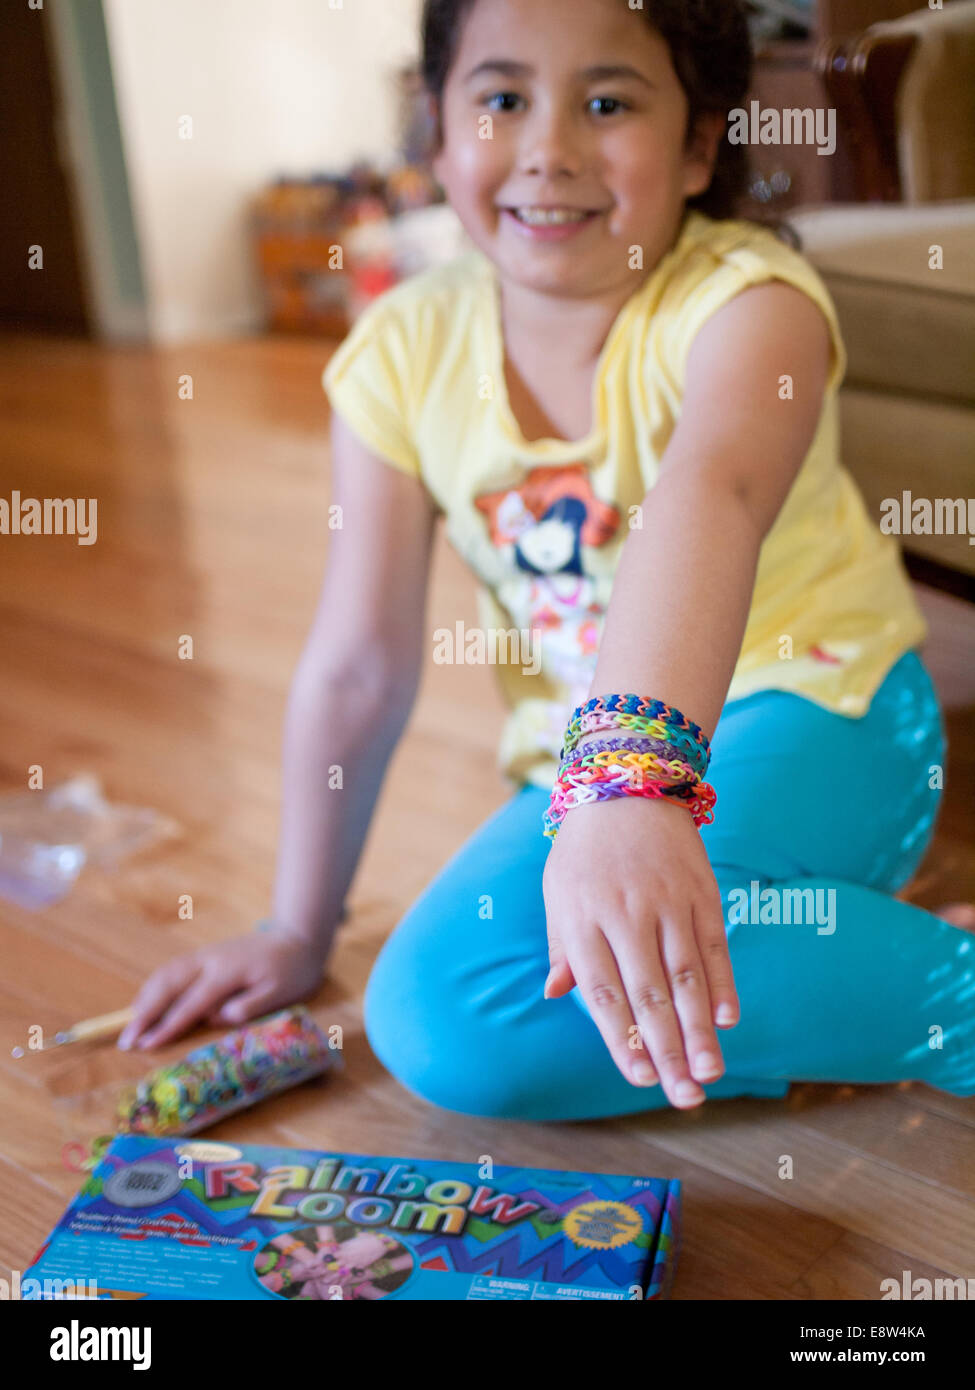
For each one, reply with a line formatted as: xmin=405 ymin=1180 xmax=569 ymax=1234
xmin=25 ymin=1136 xmax=680 ymax=1300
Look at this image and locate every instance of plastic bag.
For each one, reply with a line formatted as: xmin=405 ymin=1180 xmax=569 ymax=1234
xmin=0 ymin=774 xmax=179 ymax=909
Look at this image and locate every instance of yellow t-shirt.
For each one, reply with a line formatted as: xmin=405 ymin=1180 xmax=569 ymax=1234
xmin=323 ymin=209 xmax=927 ymax=792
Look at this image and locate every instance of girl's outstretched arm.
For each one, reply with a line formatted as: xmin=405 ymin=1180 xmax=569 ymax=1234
xmin=542 ymin=282 xmax=832 ymax=1109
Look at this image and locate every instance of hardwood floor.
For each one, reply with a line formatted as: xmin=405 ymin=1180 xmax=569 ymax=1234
xmin=2 ymin=330 xmax=973 ymax=1299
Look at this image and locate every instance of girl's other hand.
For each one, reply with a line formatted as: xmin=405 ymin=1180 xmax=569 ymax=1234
xmin=542 ymin=796 xmax=739 ymax=1109
xmin=118 ymin=929 xmax=326 ymax=1050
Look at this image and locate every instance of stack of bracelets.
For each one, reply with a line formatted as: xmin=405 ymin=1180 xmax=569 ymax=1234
xmin=543 ymin=694 xmax=717 ymax=841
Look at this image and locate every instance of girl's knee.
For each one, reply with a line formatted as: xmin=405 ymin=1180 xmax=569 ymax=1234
xmin=363 ymin=946 xmax=532 ymax=1119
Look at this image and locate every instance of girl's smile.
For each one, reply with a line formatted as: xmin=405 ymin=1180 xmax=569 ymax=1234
xmin=500 ymin=205 xmax=606 ymax=241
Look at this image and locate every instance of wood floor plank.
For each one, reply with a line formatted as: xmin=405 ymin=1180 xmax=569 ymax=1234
xmin=790 ymin=1229 xmax=966 ymax=1301
xmin=785 ymin=1084 xmax=975 ymax=1196
xmin=631 ymin=1099 xmax=975 ymax=1274
xmin=0 ymin=1155 xmax=72 ymax=1272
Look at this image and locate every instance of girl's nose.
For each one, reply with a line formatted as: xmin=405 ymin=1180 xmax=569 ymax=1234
xmin=518 ymin=107 xmax=584 ymax=179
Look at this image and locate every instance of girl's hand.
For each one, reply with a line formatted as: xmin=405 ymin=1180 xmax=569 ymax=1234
xmin=542 ymin=795 xmax=739 ymax=1109
xmin=118 ymin=930 xmax=326 ymax=1050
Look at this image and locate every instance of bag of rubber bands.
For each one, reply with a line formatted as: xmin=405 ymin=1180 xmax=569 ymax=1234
xmin=116 ymin=1007 xmax=338 ymax=1137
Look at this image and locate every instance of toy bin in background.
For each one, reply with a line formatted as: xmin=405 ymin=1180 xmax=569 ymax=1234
xmin=250 ymin=65 xmax=472 ymax=335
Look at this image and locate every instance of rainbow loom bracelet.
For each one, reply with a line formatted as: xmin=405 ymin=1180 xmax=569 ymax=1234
xmin=562 ymin=712 xmax=711 ymax=769
xmin=543 ymin=774 xmax=717 ymax=839
xmin=546 ymin=696 xmax=716 ymax=840
xmin=560 ymin=732 xmax=710 ymax=780
xmin=553 ymin=749 xmax=708 ymax=807
xmin=557 ymin=748 xmax=702 ymax=794
xmin=566 ymin=694 xmax=709 ymax=747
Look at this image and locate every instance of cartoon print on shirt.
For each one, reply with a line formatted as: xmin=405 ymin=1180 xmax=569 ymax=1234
xmin=474 ymin=464 xmax=621 ymax=708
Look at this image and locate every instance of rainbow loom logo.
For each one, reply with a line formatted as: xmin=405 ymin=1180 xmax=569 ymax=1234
xmin=205 ymin=1158 xmax=543 ymax=1235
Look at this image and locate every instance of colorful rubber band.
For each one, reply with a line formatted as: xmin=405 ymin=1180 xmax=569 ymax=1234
xmin=545 ymin=695 xmax=716 ymax=841
xmin=561 ymin=713 xmax=710 ymax=769
xmin=543 ymin=775 xmax=716 ymax=839
xmin=563 ymin=694 xmax=710 ymax=753
xmin=556 ymin=750 xmax=698 ymax=793
xmin=560 ymin=734 xmax=709 ymax=781
xmin=566 ymin=734 xmax=706 ymax=767
xmin=116 ymin=1007 xmax=336 ymax=1137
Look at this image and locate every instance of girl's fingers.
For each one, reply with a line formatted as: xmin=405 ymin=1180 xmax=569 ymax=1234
xmin=695 ymin=891 xmax=740 ymax=1028
xmin=657 ymin=915 xmax=724 ymax=1088
xmin=217 ymin=981 xmax=280 ymax=1025
xmin=119 ymin=959 xmax=199 ymax=1049
xmin=544 ymin=921 xmax=574 ymax=997
xmin=543 ymin=959 xmax=575 ymax=998
xmin=613 ymin=927 xmax=705 ymax=1108
xmin=137 ymin=973 xmax=229 ymax=1049
xmin=571 ymin=931 xmax=657 ymax=1089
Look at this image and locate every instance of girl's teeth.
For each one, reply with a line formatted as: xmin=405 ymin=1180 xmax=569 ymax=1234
xmin=515 ymin=208 xmax=590 ymax=225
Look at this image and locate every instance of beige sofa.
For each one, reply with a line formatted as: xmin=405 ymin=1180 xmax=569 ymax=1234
xmin=796 ymin=1 xmax=975 ymax=581
xmin=792 ymin=199 xmax=975 ymax=579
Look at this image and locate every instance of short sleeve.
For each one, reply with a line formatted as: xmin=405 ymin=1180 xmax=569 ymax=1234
xmin=322 ymin=296 xmax=421 ymax=478
xmin=664 ymin=225 xmax=849 ymax=399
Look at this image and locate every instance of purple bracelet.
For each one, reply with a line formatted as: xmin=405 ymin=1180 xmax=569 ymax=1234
xmin=564 ymin=733 xmax=691 ymax=761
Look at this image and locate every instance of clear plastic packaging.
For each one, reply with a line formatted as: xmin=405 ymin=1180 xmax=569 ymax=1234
xmin=0 ymin=774 xmax=178 ymax=909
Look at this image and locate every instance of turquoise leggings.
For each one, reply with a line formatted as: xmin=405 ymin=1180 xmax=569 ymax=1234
xmin=364 ymin=652 xmax=975 ymax=1120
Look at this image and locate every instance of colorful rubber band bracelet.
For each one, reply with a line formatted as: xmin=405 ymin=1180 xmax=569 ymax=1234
xmin=558 ymin=747 xmax=701 ymax=787
xmin=543 ymin=776 xmax=716 ymax=839
xmin=565 ymin=693 xmax=710 ymax=750
xmin=561 ymin=713 xmax=710 ymax=769
xmin=546 ymin=694 xmax=715 ymax=840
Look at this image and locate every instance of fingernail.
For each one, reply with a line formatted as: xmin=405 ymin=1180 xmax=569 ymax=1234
xmin=117 ymin=1031 xmax=133 ymax=1051
xmin=693 ymin=1052 xmax=722 ymax=1081
xmin=632 ymin=1062 xmax=657 ymax=1086
xmin=542 ymin=970 xmax=555 ymax=999
xmin=676 ymin=1080 xmax=704 ymax=1104
xmin=716 ymin=1004 xmax=737 ymax=1026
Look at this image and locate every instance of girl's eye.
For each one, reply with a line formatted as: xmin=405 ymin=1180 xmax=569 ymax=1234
xmin=485 ymin=91 xmax=523 ymax=112
xmin=589 ymin=96 xmax=627 ymax=116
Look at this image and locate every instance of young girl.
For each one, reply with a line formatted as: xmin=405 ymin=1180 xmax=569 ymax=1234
xmin=121 ymin=0 xmax=975 ymax=1118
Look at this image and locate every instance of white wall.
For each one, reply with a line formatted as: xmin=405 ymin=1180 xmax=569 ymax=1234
xmin=102 ymin=0 xmax=423 ymax=343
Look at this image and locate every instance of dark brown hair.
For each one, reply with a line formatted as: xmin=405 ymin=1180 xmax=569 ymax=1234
xmin=421 ymin=0 xmax=798 ymax=243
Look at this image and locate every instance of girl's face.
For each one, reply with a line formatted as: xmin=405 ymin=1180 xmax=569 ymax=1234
xmin=432 ymin=0 xmax=724 ymax=301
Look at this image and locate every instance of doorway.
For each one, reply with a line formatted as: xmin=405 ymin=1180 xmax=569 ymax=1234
xmin=0 ymin=4 xmax=91 ymax=334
